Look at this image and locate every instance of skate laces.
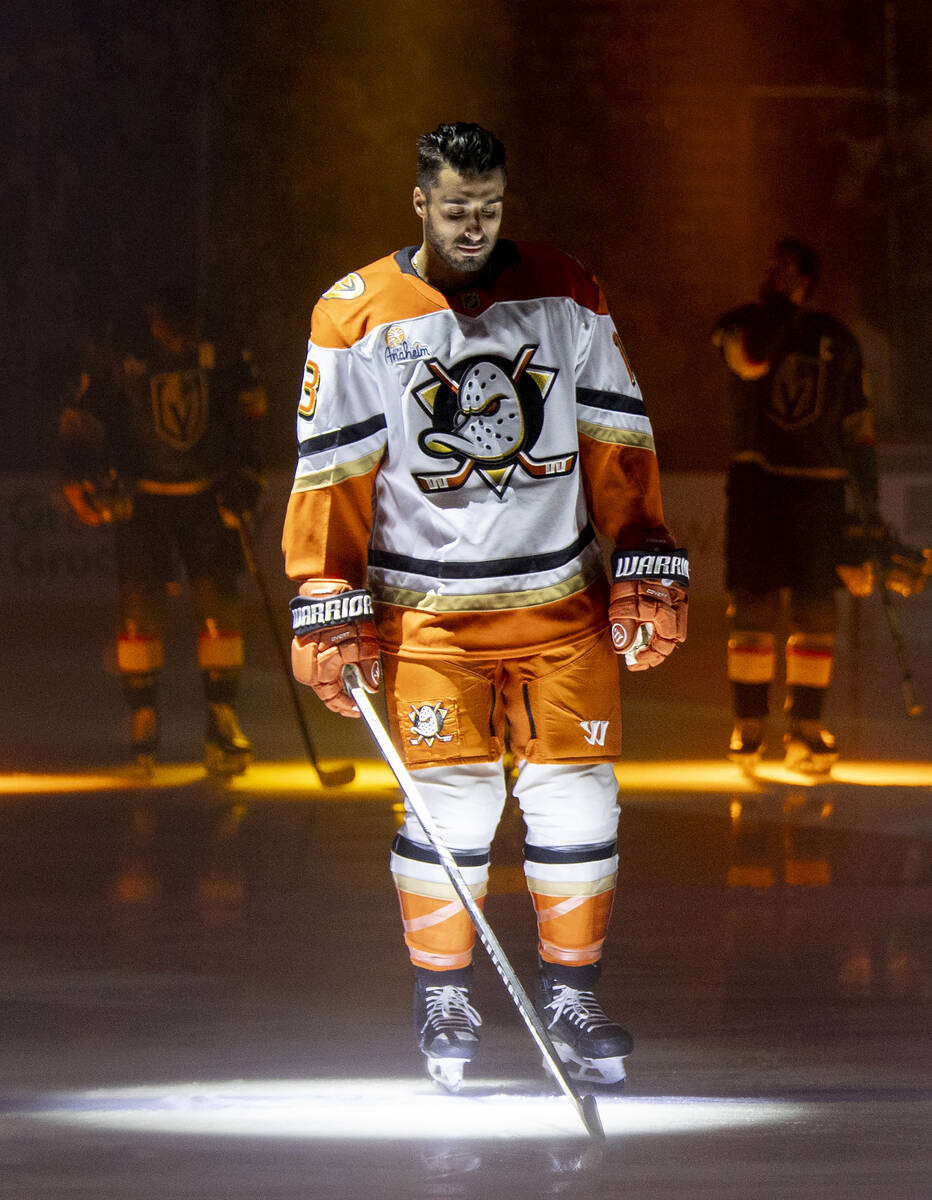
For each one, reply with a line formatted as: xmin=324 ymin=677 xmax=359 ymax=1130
xmin=543 ymin=984 xmax=615 ymax=1033
xmin=422 ymin=985 xmax=482 ymax=1036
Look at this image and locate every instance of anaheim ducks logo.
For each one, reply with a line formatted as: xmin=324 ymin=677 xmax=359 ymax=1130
xmin=411 ymin=344 xmax=576 ymax=497
xmin=408 ymin=701 xmax=453 ymax=746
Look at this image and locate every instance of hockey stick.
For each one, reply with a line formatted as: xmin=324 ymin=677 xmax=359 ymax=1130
xmin=848 ymin=487 xmax=924 ymax=720
xmin=878 ymin=586 xmax=924 ymax=718
xmin=233 ymin=512 xmax=356 ymax=787
xmin=341 ymin=663 xmax=605 ymax=1141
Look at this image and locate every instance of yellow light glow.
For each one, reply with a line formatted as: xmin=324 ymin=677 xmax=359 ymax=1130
xmin=825 ymin=762 xmax=932 ymax=787
xmin=0 ymin=770 xmax=149 ymax=795
xmin=29 ymin=1078 xmax=812 ymax=1141
xmin=226 ymin=760 xmax=398 ymax=796
xmin=1 ymin=758 xmax=929 ymax=799
xmin=614 ymin=760 xmax=932 ymax=793
xmin=0 ymin=762 xmax=397 ymax=798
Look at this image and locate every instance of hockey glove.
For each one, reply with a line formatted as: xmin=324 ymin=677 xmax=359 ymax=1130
xmin=290 ymin=580 xmax=381 ymax=718
xmin=609 ymin=546 xmax=689 ymax=671
xmin=216 ymin=468 xmax=266 ymax=529
xmin=62 ymin=471 xmax=133 ymax=526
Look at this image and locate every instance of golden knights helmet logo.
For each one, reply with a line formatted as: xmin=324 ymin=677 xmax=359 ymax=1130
xmin=411 ymin=344 xmax=576 ymax=497
xmin=150 ymin=369 xmax=208 ymax=451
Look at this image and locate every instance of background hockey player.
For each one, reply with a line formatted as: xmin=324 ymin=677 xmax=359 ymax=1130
xmin=713 ymin=238 xmax=879 ymax=772
xmin=283 ymin=122 xmax=688 ymax=1090
xmin=59 ymin=283 xmax=267 ymax=774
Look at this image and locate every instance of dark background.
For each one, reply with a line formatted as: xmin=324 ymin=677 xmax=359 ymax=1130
xmin=2 ymin=0 xmax=930 ymax=473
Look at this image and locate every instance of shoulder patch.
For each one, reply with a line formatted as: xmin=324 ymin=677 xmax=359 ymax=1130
xmin=323 ymin=272 xmax=366 ymax=301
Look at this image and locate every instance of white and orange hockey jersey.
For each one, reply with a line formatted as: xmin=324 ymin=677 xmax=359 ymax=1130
xmin=282 ymin=240 xmax=673 ymax=658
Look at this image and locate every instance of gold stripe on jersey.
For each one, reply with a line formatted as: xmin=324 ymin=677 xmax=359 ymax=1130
xmin=375 ymin=562 xmax=603 ymax=614
xmin=376 ymin=582 xmax=609 ymax=659
xmin=577 ymin=418 xmax=656 ymax=451
xmin=524 ymin=872 xmax=617 ymax=898
xmin=786 ymin=633 xmax=835 ymax=688
xmin=392 ymin=873 xmax=486 ymax=902
xmin=731 ymin=450 xmax=848 ymax=479
xmin=728 ymin=633 xmax=777 ymax=684
xmin=137 ymin=477 xmax=218 ymax=495
xmin=290 ymin=446 xmax=385 ymax=493
xmin=117 ymin=634 xmax=164 ymax=672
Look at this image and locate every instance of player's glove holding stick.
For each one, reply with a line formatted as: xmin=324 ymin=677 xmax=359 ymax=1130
xmin=609 ymin=546 xmax=690 ymax=670
xmin=290 ymin=580 xmax=381 ymax=717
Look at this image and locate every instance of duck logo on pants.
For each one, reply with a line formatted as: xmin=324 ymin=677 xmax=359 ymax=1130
xmin=408 ymin=702 xmax=454 ymax=747
xmin=412 ymin=344 xmax=576 ymax=497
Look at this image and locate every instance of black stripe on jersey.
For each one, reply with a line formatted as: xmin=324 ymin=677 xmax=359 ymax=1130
xmin=298 ymin=413 xmax=387 ymax=457
xmin=369 ymin=524 xmax=596 ymax=580
xmin=523 ymin=840 xmax=618 ymax=864
xmin=576 ymin=386 xmax=646 ymax=417
xmin=392 ymin=832 xmax=490 ymax=867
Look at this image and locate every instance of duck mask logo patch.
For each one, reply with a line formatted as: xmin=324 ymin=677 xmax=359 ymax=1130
xmin=411 ymin=344 xmax=576 ymax=497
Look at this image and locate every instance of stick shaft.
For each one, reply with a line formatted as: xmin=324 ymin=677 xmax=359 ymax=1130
xmin=879 ymin=587 xmax=924 ymax=716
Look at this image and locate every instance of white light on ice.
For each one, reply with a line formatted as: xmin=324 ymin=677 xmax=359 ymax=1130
xmin=33 ymin=1078 xmax=812 ymax=1141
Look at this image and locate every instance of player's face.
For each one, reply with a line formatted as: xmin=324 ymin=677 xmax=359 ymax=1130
xmin=761 ymin=251 xmax=805 ymax=302
xmin=414 ymin=166 xmax=505 ymax=277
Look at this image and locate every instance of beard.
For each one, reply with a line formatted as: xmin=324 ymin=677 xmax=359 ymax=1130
xmin=425 ymin=223 xmax=495 ymax=276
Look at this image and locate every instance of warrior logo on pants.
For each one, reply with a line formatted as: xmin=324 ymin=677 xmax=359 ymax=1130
xmin=412 ymin=344 xmax=576 ymax=497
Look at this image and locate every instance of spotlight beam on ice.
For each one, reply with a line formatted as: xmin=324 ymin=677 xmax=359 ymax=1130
xmin=25 ymin=1078 xmax=813 ymax=1141
xmin=3 ymin=758 xmax=931 ymax=798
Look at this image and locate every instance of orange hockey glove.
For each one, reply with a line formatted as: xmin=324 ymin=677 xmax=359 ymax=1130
xmin=609 ymin=547 xmax=689 ymax=671
xmin=290 ymin=580 xmax=381 ymax=718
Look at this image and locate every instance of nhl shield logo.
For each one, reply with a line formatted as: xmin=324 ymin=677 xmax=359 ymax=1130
xmin=150 ymin=369 xmax=208 ymax=451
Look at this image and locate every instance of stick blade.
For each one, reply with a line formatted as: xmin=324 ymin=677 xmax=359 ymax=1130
xmin=315 ymin=762 xmax=356 ymax=787
xmin=581 ymin=1093 xmax=605 ymax=1141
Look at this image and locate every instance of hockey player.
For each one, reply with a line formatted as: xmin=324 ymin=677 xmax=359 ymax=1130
xmin=283 ymin=123 xmax=688 ymax=1089
xmin=713 ymin=239 xmax=878 ymax=772
xmin=59 ymin=284 xmax=267 ymax=774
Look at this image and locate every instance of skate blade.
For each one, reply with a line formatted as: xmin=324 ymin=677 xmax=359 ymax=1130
xmin=426 ymin=1056 xmax=468 ymax=1093
xmin=548 ymin=1042 xmax=627 ymax=1087
xmin=783 ymin=744 xmax=838 ymax=776
xmin=204 ymin=744 xmax=253 ymax=777
xmin=728 ymin=748 xmax=764 ymax=775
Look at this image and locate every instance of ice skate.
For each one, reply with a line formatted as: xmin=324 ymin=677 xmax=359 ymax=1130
xmin=728 ymin=718 xmax=765 ymax=769
xmin=536 ymin=967 xmax=632 ymax=1088
xmin=783 ymin=720 xmax=838 ymax=775
xmin=204 ymin=703 xmax=253 ymax=776
xmin=414 ymin=972 xmax=482 ymax=1092
xmin=130 ymin=706 xmax=159 ymax=775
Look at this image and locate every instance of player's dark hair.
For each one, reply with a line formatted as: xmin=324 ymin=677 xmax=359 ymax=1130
xmin=775 ymin=238 xmax=820 ymax=285
xmin=416 ymin=122 xmax=506 ymax=191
